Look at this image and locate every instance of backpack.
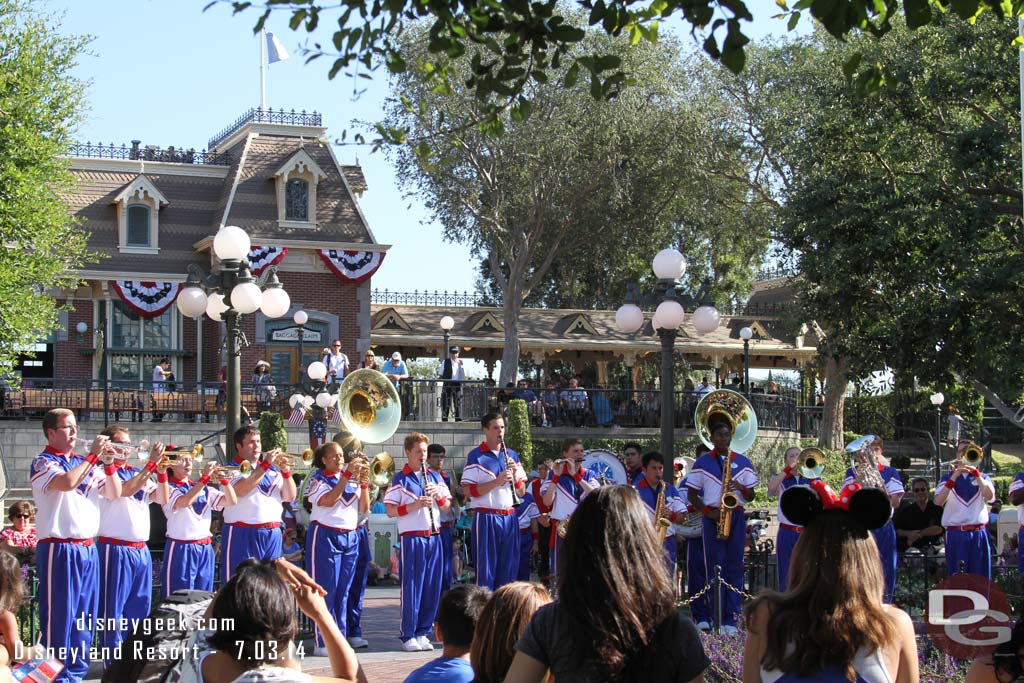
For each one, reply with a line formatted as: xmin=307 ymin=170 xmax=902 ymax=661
xmin=101 ymin=589 xmax=214 ymax=683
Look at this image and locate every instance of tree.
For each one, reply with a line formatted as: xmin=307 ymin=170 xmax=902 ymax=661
xmin=505 ymin=399 xmax=534 ymax=471
xmin=221 ymin=0 xmax=1024 ymax=145
xmin=0 ymin=1 xmax=92 ymax=382
xmin=385 ymin=28 xmax=760 ymax=385
xmin=715 ymin=14 xmax=1023 ymax=444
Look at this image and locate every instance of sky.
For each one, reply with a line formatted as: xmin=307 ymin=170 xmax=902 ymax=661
xmin=48 ymin=0 xmax=804 ymax=297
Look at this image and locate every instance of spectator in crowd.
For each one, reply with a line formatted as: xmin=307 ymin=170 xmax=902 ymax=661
xmin=0 ymin=501 xmax=36 ymax=566
xmin=742 ymin=487 xmax=919 ymax=683
xmin=512 ymin=380 xmax=542 ymax=424
xmin=559 ymin=378 xmax=588 ymax=428
xmin=541 ymin=382 xmax=560 ymax=428
xmin=0 ymin=550 xmax=24 ymax=670
xmin=404 ymin=584 xmax=492 ymax=683
xmin=695 ymin=376 xmax=713 ymax=399
xmin=252 ymin=360 xmax=276 ymax=414
xmin=590 ymin=386 xmax=613 ymax=427
xmin=497 ymin=383 xmax=516 ymax=415
xmin=727 ymin=376 xmax=742 ymax=391
xmin=370 ymin=489 xmax=386 ymax=514
xmin=967 ymin=620 xmax=1024 ymax=683
xmin=471 ymin=582 xmax=552 ymax=683
xmin=360 ymin=351 xmax=378 ymax=370
xmin=151 ymin=358 xmax=172 ymax=422
xmin=380 ymin=352 xmax=410 ymax=386
xmin=281 ymin=526 xmax=303 ymax=564
xmin=324 ymin=340 xmax=350 ymax=386
xmin=988 ymin=500 xmax=1002 ymax=544
xmin=893 ymin=477 xmax=944 ymax=553
xmin=506 ymin=486 xmax=709 ymax=682
xmin=181 ymin=558 xmax=360 ymax=683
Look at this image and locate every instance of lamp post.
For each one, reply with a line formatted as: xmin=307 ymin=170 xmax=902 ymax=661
xmin=615 ymin=248 xmax=720 ymax=458
xmin=739 ymin=326 xmax=753 ymax=395
xmin=176 ymin=225 xmax=292 ymax=458
xmin=930 ymin=391 xmax=944 ymax=483
xmin=440 ymin=315 xmax=455 ymax=357
xmin=293 ymin=310 xmax=308 ymax=385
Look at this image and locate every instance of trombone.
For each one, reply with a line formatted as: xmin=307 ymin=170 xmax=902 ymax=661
xmin=797 ymin=447 xmax=826 ymax=480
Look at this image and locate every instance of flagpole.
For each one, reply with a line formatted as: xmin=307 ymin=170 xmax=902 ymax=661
xmin=260 ymin=28 xmax=267 ymax=117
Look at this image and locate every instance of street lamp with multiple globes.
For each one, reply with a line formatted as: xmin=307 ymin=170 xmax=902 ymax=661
xmin=929 ymin=391 xmax=945 ymax=480
xmin=615 ymin=248 xmax=720 ymax=458
xmin=739 ymin=326 xmax=753 ymax=394
xmin=176 ymin=225 xmax=292 ymax=458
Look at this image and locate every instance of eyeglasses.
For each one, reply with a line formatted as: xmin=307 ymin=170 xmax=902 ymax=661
xmin=12 ymin=514 xmax=30 ymax=520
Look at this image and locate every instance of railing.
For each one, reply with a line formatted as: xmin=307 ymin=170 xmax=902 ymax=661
xmin=208 ymin=108 xmax=323 ymax=150
xmin=371 ymin=288 xmax=494 ymax=307
xmin=0 ymin=379 xmax=801 ymax=432
xmin=754 ymin=265 xmax=799 ymax=282
xmin=67 ymin=142 xmax=231 ymax=166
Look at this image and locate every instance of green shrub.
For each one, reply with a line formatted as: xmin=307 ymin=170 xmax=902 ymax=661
xmin=505 ymin=399 xmax=534 ymax=471
xmin=991 ymin=475 xmax=1015 ymax=503
xmin=259 ymin=411 xmax=288 ymax=452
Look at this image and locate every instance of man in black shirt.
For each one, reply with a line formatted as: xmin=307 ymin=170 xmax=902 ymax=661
xmin=894 ymin=477 xmax=944 ymax=552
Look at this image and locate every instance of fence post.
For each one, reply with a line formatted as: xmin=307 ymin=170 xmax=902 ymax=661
xmin=713 ymin=564 xmax=723 ymax=635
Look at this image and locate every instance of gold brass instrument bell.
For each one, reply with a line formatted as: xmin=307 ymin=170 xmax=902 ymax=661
xmin=941 ymin=441 xmax=984 ymax=469
xmin=693 ymin=389 xmax=758 ymax=541
xmin=336 ymin=369 xmax=402 ymax=445
xmin=797 ymin=447 xmax=826 ymax=480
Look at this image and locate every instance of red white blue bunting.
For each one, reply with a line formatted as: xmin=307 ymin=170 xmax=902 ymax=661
xmin=109 ymin=280 xmax=182 ymax=317
xmin=317 ymin=249 xmax=385 ymax=284
xmin=248 ymin=246 xmax=288 ymax=275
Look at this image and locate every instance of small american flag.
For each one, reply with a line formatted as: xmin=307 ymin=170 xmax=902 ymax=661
xmin=287 ymin=406 xmax=306 ymax=426
xmin=309 ymin=418 xmax=327 ymax=449
xmin=326 ymin=406 xmax=342 ymax=425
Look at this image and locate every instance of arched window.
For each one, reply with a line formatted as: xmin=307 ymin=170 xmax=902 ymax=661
xmin=126 ymin=205 xmax=151 ymax=246
xmin=285 ymin=178 xmax=309 ymax=221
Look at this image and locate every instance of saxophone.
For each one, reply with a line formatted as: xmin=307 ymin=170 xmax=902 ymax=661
xmin=653 ymin=482 xmax=672 ymax=532
xmin=717 ymin=455 xmax=738 ymax=541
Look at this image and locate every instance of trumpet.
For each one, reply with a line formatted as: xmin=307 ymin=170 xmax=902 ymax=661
xmin=212 ymin=462 xmax=253 ymax=478
xmin=110 ymin=440 xmax=152 ymax=461
xmin=942 ymin=442 xmax=985 ymax=470
xmin=263 ymin=449 xmax=315 ymax=469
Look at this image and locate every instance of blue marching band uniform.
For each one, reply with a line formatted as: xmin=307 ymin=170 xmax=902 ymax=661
xmin=634 ymin=476 xmax=688 ymax=576
xmin=515 ymin=492 xmax=540 ymax=581
xmin=772 ymin=474 xmax=811 ymax=592
xmin=540 ymin=463 xmax=601 ymax=576
xmin=843 ymin=464 xmax=903 ymax=603
xmin=675 ymin=472 xmax=710 ymax=628
xmin=936 ymin=467 xmax=994 ymax=578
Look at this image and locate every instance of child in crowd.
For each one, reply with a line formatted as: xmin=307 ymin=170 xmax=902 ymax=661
xmin=471 ymin=582 xmax=552 ymax=683
xmin=282 ymin=526 xmax=304 ymax=564
xmin=403 ymin=584 xmax=492 ymax=683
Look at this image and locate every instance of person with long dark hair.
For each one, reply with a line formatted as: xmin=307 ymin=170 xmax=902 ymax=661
xmin=505 ymin=486 xmax=709 ymax=682
xmin=741 ymin=484 xmax=919 ymax=683
xmin=470 ymin=582 xmax=551 ymax=683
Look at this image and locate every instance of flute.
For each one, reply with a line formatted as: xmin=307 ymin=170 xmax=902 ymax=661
xmin=500 ymin=440 xmax=522 ymax=506
xmin=421 ymin=458 xmax=438 ymax=534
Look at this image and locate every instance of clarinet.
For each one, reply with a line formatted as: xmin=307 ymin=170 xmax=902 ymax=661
xmin=421 ymin=459 xmax=438 ymax=534
xmin=500 ymin=440 xmax=522 ymax=506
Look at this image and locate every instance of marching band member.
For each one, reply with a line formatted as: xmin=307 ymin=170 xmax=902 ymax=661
xmin=686 ymin=419 xmax=758 ymax=636
xmin=843 ymin=436 xmax=903 ymax=603
xmin=95 ymin=426 xmax=167 ymax=665
xmin=679 ymin=443 xmax=711 ymax=630
xmin=344 ymin=448 xmax=372 ymax=650
xmin=530 ymin=461 xmax=553 ymax=586
xmin=622 ymin=442 xmax=643 ymax=484
xmin=385 ymin=432 xmax=452 ymax=652
xmin=306 ymin=442 xmax=370 ymax=656
xmin=427 ymin=443 xmax=457 ymax=593
xmin=935 ymin=441 xmax=995 ymax=578
xmin=633 ymin=451 xmax=688 ymax=576
xmin=163 ymin=452 xmax=237 ymax=596
xmin=540 ymin=438 xmax=600 ymax=578
xmin=461 ymin=413 xmax=527 ymax=590
xmin=515 ymin=488 xmax=540 ymax=582
xmin=766 ymin=446 xmax=807 ymax=591
xmin=221 ymin=425 xmax=297 ymax=582
xmin=31 ymin=409 xmax=120 ymax=682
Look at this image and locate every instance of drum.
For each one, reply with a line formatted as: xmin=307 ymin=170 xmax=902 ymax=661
xmin=582 ymin=449 xmax=629 ymax=485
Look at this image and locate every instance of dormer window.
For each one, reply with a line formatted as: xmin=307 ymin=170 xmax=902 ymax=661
xmin=112 ymin=175 xmax=168 ymax=254
xmin=285 ymin=178 xmax=309 ymax=221
xmin=274 ymin=148 xmax=327 ymax=229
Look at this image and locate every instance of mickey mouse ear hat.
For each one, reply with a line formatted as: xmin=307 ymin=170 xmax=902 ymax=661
xmin=780 ymin=479 xmax=892 ymax=530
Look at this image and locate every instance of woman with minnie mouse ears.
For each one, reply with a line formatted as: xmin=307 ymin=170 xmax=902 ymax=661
xmin=741 ymin=481 xmax=920 ymax=683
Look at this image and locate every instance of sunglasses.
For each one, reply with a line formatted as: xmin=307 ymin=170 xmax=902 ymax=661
xmin=12 ymin=514 xmax=30 ymax=519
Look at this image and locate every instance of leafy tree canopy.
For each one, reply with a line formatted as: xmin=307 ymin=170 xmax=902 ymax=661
xmin=0 ymin=0 xmax=92 ymax=381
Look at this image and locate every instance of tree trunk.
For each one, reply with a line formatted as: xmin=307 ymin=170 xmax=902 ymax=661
xmin=818 ymin=356 xmax=848 ymax=450
xmin=499 ymin=294 xmax=522 ymax=386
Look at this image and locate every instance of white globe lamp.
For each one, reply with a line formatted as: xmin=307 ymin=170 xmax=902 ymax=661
xmin=177 ymin=287 xmax=208 ymax=318
xmin=213 ymin=225 xmax=251 ymax=262
xmin=260 ymin=287 xmax=291 ymax=318
xmin=692 ymin=305 xmax=720 ymax=335
xmin=307 ymin=361 xmax=328 ymax=381
xmin=230 ymin=282 xmax=263 ymax=315
xmin=652 ymin=248 xmax=686 ymax=281
xmin=615 ymin=304 xmax=644 ymax=334
xmin=655 ymin=300 xmax=685 ymax=330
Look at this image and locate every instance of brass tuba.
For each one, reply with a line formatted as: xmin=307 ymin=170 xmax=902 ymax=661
xmin=337 ymin=368 xmax=402 ymax=445
xmin=694 ymin=389 xmax=757 ymax=540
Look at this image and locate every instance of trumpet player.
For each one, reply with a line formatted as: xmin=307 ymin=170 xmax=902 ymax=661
xmin=766 ymin=446 xmax=805 ymax=591
xmin=462 ymin=413 xmax=528 ymax=590
xmin=31 ymin=409 xmax=122 ymax=683
xmin=935 ymin=441 xmax=995 ymax=579
xmin=427 ymin=444 xmax=457 ymax=593
xmin=633 ymin=451 xmax=689 ymax=576
xmin=221 ymin=426 xmax=297 ymax=582
xmin=842 ymin=436 xmax=904 ymax=603
xmin=343 ymin=448 xmax=372 ymax=650
xmin=541 ymin=438 xmax=600 ymax=579
xmin=162 ymin=452 xmax=237 ymax=597
xmin=685 ymin=419 xmax=758 ymax=636
xmin=384 ymin=433 xmax=452 ymax=652
xmin=95 ymin=426 xmax=169 ymax=667
xmin=306 ymin=442 xmax=371 ymax=656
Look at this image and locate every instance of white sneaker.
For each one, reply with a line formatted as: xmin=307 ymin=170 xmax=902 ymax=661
xmin=348 ymin=636 xmax=369 ymax=649
xmin=417 ymin=635 xmax=434 ymax=650
xmin=696 ymin=621 xmax=711 ymax=631
xmin=401 ymin=638 xmax=423 ymax=652
xmin=722 ymin=625 xmax=739 ymax=636
xmin=312 ymin=646 xmax=328 ymax=657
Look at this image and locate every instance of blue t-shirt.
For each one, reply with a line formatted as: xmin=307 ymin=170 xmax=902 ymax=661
xmin=371 ymin=501 xmax=386 ymax=514
xmin=403 ymin=656 xmax=474 ymax=683
xmin=380 ymin=360 xmax=409 ymax=383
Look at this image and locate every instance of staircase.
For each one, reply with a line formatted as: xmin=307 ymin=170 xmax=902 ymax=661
xmin=984 ymin=403 xmax=1023 ymax=444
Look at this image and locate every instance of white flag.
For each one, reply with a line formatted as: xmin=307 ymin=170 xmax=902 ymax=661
xmin=266 ymin=32 xmax=289 ymax=64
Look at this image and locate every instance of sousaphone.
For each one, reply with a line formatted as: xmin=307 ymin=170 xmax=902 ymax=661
xmin=694 ymin=389 xmax=759 ymax=454
xmin=336 ymin=368 xmax=402 ymax=445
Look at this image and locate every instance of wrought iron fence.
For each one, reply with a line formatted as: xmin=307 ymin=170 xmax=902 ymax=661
xmin=208 ymin=108 xmax=323 ymax=150
xmin=68 ymin=142 xmax=231 ymax=165
xmin=370 ymin=288 xmax=494 ymax=307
